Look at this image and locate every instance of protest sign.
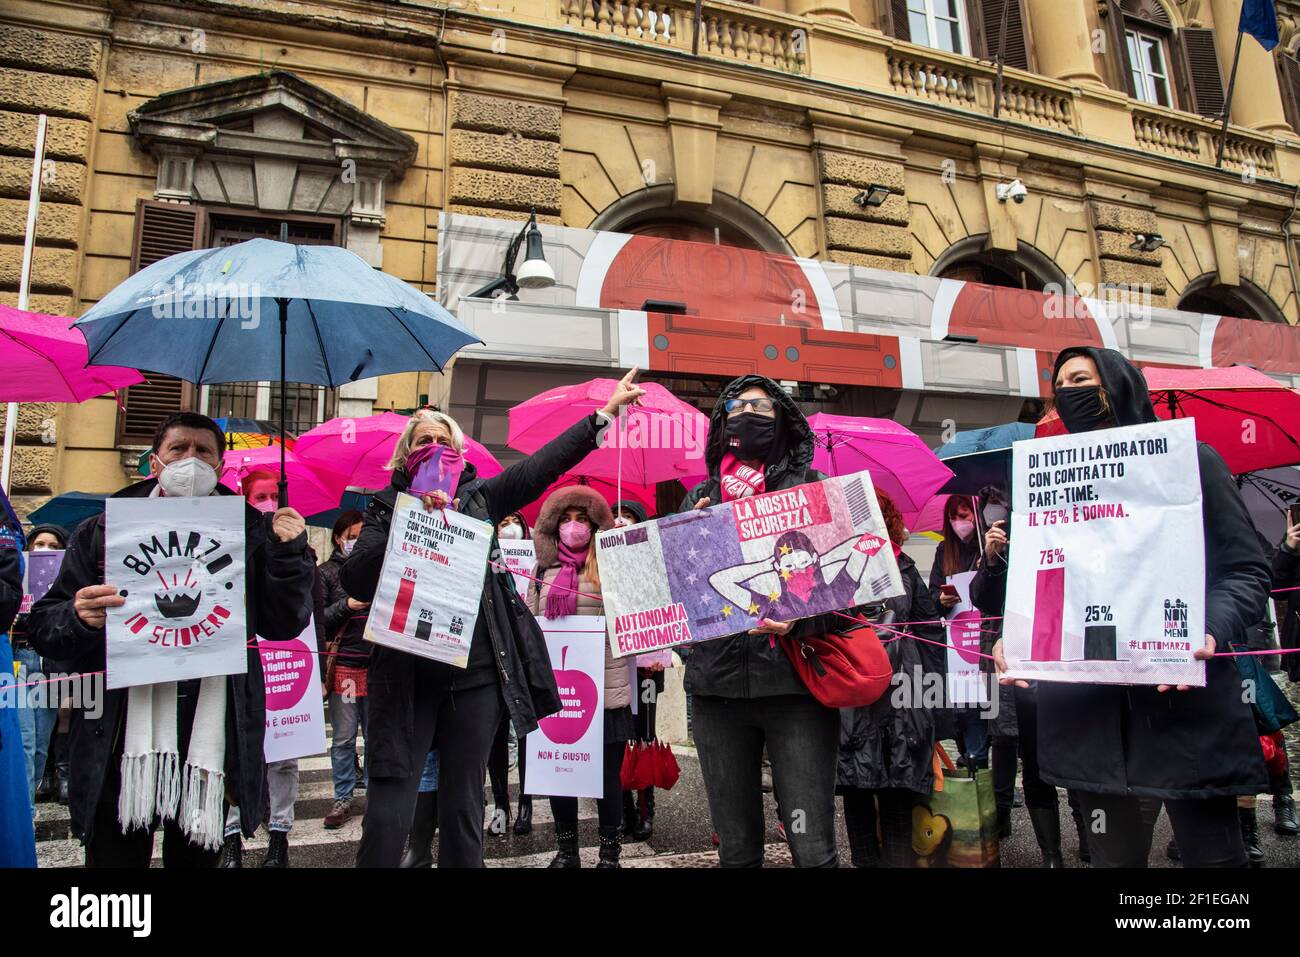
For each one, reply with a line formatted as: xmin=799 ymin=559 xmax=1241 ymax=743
xmin=944 ymin=570 xmax=988 ymax=706
xmin=105 ymin=496 xmax=247 ymax=690
xmin=597 ymin=470 xmax=903 ymax=658
xmin=1002 ymin=418 xmax=1205 ymax=686
xmin=259 ymin=617 xmax=327 ymax=762
xmin=363 ymin=492 xmax=492 ymax=667
xmin=524 ymin=616 xmax=606 ymax=799
xmin=19 ymin=549 xmax=64 ymax=615
xmin=497 ymin=538 xmax=537 ymax=598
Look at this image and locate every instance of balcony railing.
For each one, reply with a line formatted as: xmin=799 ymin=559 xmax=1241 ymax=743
xmin=886 ymin=42 xmax=1078 ymax=133
xmin=1131 ymin=102 xmax=1278 ymax=175
xmin=558 ymin=0 xmax=809 ymax=74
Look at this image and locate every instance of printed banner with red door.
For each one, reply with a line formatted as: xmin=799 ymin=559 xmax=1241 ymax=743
xmin=105 ymin=496 xmax=247 ymax=690
xmin=596 ymin=471 xmax=904 ymax=658
xmin=1002 ymin=418 xmax=1205 ymax=686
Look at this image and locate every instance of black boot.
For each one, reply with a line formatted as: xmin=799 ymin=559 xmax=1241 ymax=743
xmin=622 ymin=791 xmax=639 ymax=839
xmin=996 ymin=805 xmax=1013 ymax=840
xmin=513 ymin=795 xmax=533 ymax=836
xmin=633 ymin=788 xmax=654 ymax=841
xmin=1071 ymin=806 xmax=1092 ymax=863
xmin=1166 ymin=839 xmax=1180 ymax=862
xmin=548 ymin=824 xmax=581 ymax=868
xmin=1273 ymin=794 xmax=1298 ymax=837
xmin=219 ymin=833 xmax=242 ymax=868
xmin=400 ymin=791 xmax=438 ymax=868
xmin=596 ymin=826 xmax=622 ymax=868
xmin=1240 ymin=806 xmax=1265 ymax=866
xmin=261 ymin=830 xmax=289 ymax=868
xmin=1027 ymin=806 xmax=1064 ymax=868
xmin=36 ymin=765 xmax=56 ymax=802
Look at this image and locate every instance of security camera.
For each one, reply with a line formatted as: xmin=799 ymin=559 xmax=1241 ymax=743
xmin=995 ymin=179 xmax=1028 ymax=204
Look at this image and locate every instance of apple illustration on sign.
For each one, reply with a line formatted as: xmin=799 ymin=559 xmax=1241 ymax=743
xmin=539 ymin=646 xmax=598 ymax=745
xmin=949 ymin=610 xmax=983 ymax=665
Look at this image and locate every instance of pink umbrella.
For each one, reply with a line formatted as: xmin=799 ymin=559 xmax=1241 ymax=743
xmin=508 ymin=379 xmax=709 ymax=486
xmin=806 ymin=413 xmax=954 ymax=526
xmin=295 ymin=411 xmax=502 ymax=489
xmin=0 ymin=304 xmax=143 ymax=402
xmin=910 ymin=493 xmax=950 ymax=535
xmin=219 ymin=446 xmax=349 ymax=517
xmin=518 ymin=474 xmax=658 ymax=527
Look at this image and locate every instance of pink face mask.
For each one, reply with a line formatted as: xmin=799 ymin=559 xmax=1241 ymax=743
xmin=785 ymin=565 xmax=819 ymax=602
xmin=251 ymin=498 xmax=277 ymax=514
xmin=559 ymin=520 xmax=592 ymax=549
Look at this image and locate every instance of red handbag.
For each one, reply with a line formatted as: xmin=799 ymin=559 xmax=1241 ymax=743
xmin=780 ymin=622 xmax=893 ymax=709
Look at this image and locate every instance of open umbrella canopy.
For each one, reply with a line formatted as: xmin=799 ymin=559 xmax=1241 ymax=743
xmin=936 ymin=422 xmax=1037 ymax=494
xmin=1037 ymin=366 xmax=1300 ymax=473
xmin=306 ymin=490 xmax=374 ymax=530
xmin=508 ymin=378 xmax=708 ymax=486
xmin=1238 ymin=466 xmax=1300 ymax=544
xmin=0 ymin=304 xmax=144 ymax=402
xmin=75 ymin=239 xmax=480 ymax=385
xmin=518 ymin=474 xmax=658 ymax=527
xmin=295 ymin=411 xmax=502 ymax=489
xmin=806 ymin=413 xmax=953 ymax=525
xmin=219 ymin=446 xmax=348 ymax=517
xmin=26 ymin=491 xmax=108 ymax=530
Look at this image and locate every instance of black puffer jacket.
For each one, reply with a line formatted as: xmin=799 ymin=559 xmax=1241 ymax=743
xmin=679 ymin=374 xmax=831 ymax=699
xmin=340 ymin=413 xmax=606 ymax=778
xmin=838 ymin=553 xmax=940 ymax=794
xmin=26 ymin=479 xmax=315 ymax=842
xmin=1033 ymin=347 xmax=1270 ymax=799
xmin=1272 ymin=541 xmax=1300 ymax=681
xmin=317 ymin=550 xmax=368 ymax=670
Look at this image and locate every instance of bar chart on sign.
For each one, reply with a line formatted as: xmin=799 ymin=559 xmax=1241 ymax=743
xmin=389 ymin=569 xmax=436 ymax=641
xmin=1028 ymin=546 xmax=1124 ymax=663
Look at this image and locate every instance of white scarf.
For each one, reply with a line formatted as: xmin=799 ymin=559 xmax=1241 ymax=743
xmin=118 ymin=486 xmax=229 ymax=849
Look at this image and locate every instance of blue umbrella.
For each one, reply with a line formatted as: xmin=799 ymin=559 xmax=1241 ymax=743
xmin=306 ymin=490 xmax=374 ymax=529
xmin=74 ymin=238 xmax=482 ymax=507
xmin=26 ymin=491 xmax=107 ymax=531
xmin=935 ymin=422 xmax=1037 ymax=494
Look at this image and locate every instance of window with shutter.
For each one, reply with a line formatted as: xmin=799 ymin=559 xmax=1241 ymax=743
xmin=886 ymin=0 xmax=912 ymax=42
xmin=974 ymin=0 xmax=1031 ymax=70
xmin=1101 ymin=0 xmax=1139 ymax=97
xmin=1278 ymin=53 xmax=1300 ymax=135
xmin=117 ymin=200 xmax=204 ymax=445
xmin=1175 ymin=27 xmax=1225 ymax=118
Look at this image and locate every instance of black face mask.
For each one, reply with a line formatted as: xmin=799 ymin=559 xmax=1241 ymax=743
xmin=724 ymin=412 xmax=778 ymax=463
xmin=1054 ymin=386 xmax=1109 ymax=433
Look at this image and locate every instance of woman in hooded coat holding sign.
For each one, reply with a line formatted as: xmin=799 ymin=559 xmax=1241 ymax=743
xmin=993 ymin=346 xmax=1270 ymax=868
xmin=343 ymin=371 xmax=644 ymax=869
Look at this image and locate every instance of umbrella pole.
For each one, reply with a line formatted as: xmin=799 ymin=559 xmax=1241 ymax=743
xmin=277 ymin=296 xmax=289 ymax=509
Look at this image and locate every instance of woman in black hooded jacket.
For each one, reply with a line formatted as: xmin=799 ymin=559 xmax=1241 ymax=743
xmin=342 ymin=373 xmax=643 ymax=868
xmin=993 ymin=346 xmax=1270 ymax=868
xmin=679 ymin=374 xmax=841 ymax=868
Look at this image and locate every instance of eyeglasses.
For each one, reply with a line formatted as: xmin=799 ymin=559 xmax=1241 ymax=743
xmin=724 ymin=397 xmax=776 ymax=417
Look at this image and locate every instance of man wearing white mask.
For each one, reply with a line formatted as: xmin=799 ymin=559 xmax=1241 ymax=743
xmin=27 ymin=412 xmax=315 ymax=867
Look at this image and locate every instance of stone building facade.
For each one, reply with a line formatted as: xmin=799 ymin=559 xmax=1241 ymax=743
xmin=3 ymin=0 xmax=1300 ymax=516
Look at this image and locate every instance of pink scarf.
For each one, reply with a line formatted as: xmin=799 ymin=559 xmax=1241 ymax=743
xmin=544 ymin=538 xmax=588 ymax=619
xmin=720 ymin=452 xmax=765 ymax=502
xmin=406 ymin=444 xmax=464 ymax=497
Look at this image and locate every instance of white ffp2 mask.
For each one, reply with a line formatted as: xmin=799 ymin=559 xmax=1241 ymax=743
xmin=157 ymin=457 xmax=219 ymax=498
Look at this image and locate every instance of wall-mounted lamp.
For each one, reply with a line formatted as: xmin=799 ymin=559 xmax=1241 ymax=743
xmin=943 ymin=334 xmax=980 ymax=345
xmin=1130 ymin=233 xmax=1165 ymax=253
xmin=852 ymin=184 xmax=892 ymax=208
xmin=467 ymin=208 xmax=556 ymax=300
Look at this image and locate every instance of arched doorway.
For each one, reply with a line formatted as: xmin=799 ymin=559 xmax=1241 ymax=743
xmin=589 ymin=184 xmax=792 ymax=254
xmin=929 ymin=236 xmax=1069 ymax=291
xmin=1177 ymin=276 xmax=1287 ymax=324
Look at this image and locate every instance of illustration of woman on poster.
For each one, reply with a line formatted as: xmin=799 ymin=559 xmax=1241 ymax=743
xmin=707 ymin=529 xmax=877 ymax=621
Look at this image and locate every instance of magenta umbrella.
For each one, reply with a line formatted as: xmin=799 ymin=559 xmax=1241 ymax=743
xmin=508 ymin=378 xmax=708 ymax=485
xmin=0 ymin=304 xmax=143 ymax=402
xmin=1144 ymin=366 xmax=1300 ymax=474
xmin=518 ymin=473 xmax=659 ymax=527
xmin=295 ymin=411 xmax=502 ymax=489
xmin=806 ymin=412 xmax=954 ymax=526
xmin=219 ymin=446 xmax=349 ymax=517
